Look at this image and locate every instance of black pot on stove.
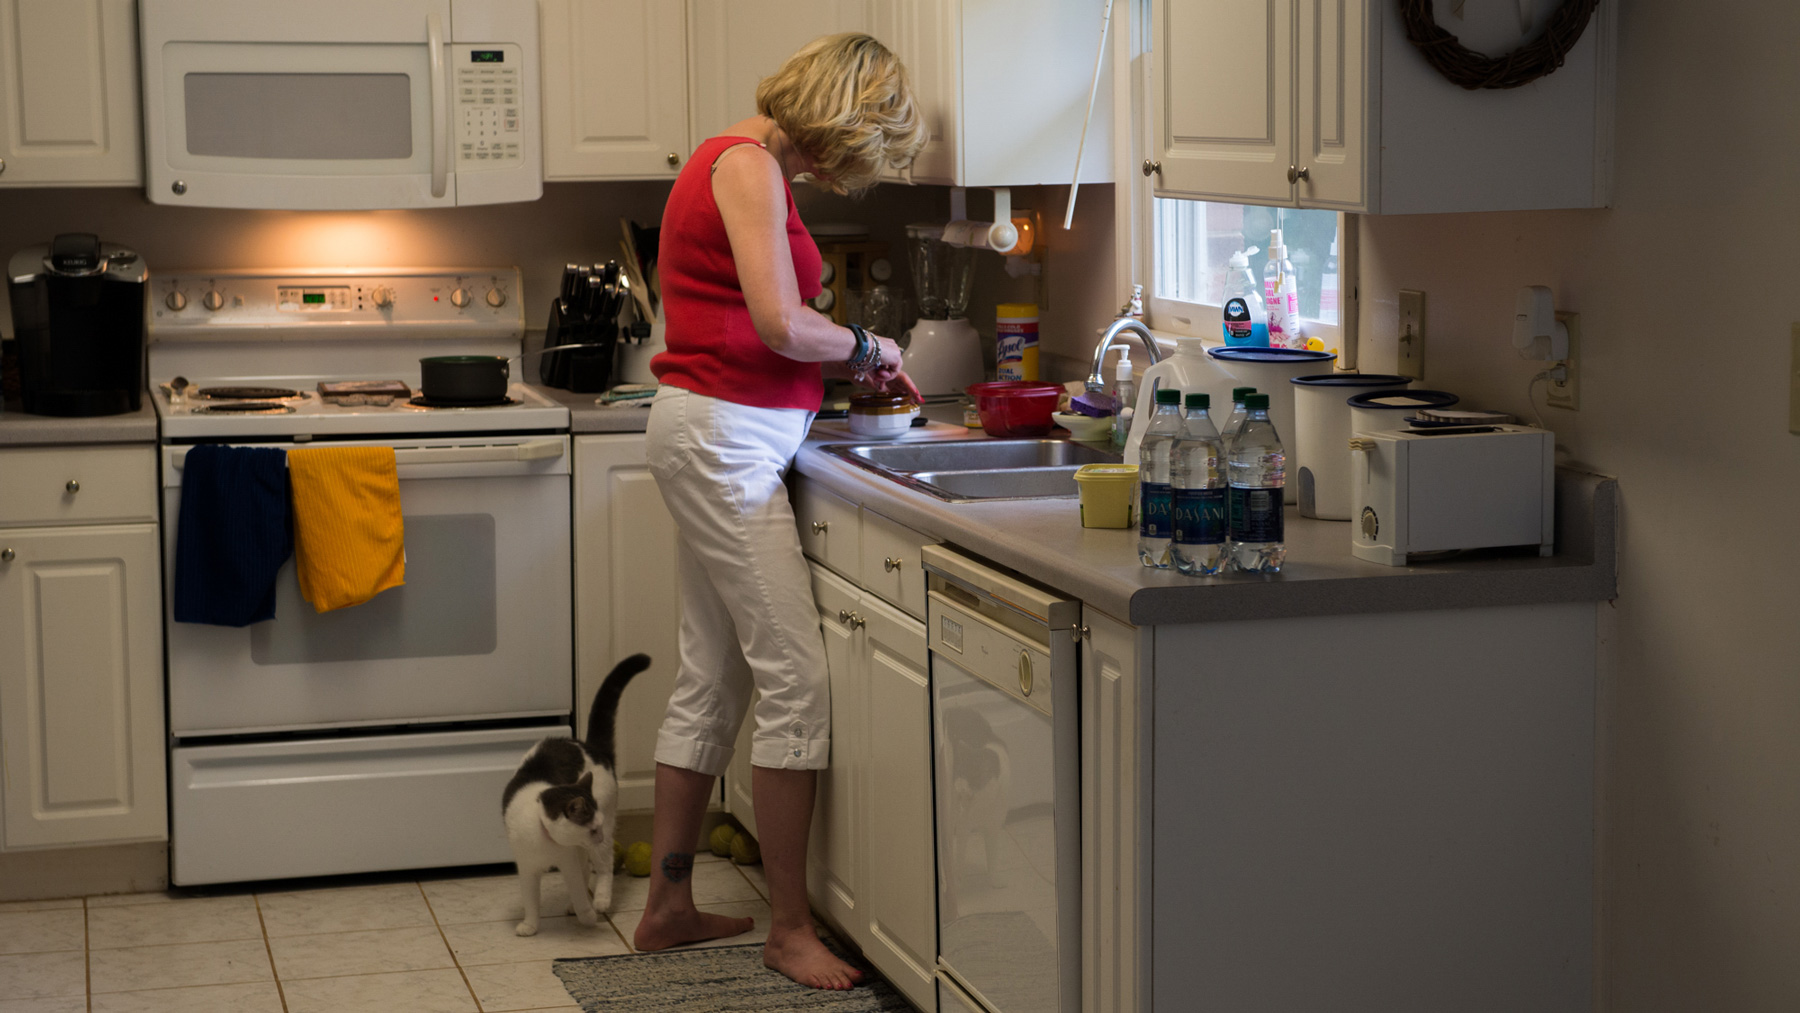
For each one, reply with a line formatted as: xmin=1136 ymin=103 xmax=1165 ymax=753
xmin=419 ymin=355 xmax=510 ymax=403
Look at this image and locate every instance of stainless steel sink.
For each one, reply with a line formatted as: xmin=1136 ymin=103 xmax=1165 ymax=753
xmin=822 ymin=439 xmax=1122 ymax=502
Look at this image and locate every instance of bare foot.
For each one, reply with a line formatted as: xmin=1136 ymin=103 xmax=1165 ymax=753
xmin=633 ymin=906 xmax=755 ymax=951
xmin=763 ymin=925 xmax=863 ymax=990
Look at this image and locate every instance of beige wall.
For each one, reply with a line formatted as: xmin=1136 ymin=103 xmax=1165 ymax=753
xmin=1354 ymin=2 xmax=1800 ymax=1009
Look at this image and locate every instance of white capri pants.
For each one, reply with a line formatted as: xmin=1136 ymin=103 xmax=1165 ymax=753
xmin=645 ymin=385 xmax=830 ymax=775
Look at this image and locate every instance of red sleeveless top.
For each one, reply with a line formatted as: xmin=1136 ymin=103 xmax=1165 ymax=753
xmin=651 ymin=136 xmax=824 ymax=410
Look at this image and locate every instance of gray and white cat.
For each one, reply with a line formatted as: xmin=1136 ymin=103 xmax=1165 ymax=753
xmin=502 ymin=653 xmax=648 ymax=936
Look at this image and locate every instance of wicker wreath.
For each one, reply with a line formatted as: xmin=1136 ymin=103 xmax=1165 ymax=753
xmin=1400 ymin=0 xmax=1599 ymax=90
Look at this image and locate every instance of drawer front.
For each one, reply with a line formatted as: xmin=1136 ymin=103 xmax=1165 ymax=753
xmin=793 ymin=478 xmax=860 ymax=582
xmin=0 ymin=446 xmax=156 ymax=526
xmin=861 ymin=508 xmax=934 ymax=619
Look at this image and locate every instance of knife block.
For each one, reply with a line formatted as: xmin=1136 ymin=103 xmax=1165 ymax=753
xmin=539 ymin=299 xmax=618 ymax=393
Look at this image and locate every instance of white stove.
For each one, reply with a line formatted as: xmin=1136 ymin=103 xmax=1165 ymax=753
xmin=155 ymin=267 xmax=576 ymax=886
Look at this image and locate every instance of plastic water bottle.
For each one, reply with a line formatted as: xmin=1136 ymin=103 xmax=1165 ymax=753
xmin=1220 ymin=248 xmax=1269 ymax=347
xmin=1170 ymin=393 xmax=1228 ymax=576
xmin=1136 ymin=387 xmax=1183 ymax=567
xmin=1227 ymin=393 xmax=1287 ymax=573
xmin=1222 ymin=386 xmax=1256 ymax=442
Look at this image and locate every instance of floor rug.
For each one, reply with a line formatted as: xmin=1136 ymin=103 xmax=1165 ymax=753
xmin=553 ymin=941 xmax=916 ymax=1012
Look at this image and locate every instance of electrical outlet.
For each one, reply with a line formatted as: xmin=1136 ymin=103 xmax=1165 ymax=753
xmin=1790 ymin=324 xmax=1800 ymax=435
xmin=1546 ymin=311 xmax=1580 ymax=410
xmin=1397 ymin=290 xmax=1425 ymax=380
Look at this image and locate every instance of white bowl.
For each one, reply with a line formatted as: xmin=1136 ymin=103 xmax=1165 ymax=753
xmin=848 ymin=404 xmax=920 ymax=439
xmin=1053 ymin=411 xmax=1114 ymax=442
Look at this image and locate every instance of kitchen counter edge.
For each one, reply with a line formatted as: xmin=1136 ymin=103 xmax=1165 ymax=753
xmin=0 ymin=402 xmax=159 ymax=446
xmin=793 ymin=435 xmax=1618 ymax=627
xmin=527 ymin=385 xmax=651 ymax=433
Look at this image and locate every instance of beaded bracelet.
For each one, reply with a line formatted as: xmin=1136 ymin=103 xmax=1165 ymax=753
xmin=847 ymin=323 xmax=882 ymax=375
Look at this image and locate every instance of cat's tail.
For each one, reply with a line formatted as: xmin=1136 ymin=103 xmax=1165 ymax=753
xmin=585 ymin=653 xmax=650 ymax=769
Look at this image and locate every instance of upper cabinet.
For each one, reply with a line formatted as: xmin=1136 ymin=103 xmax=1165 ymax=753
xmin=0 ymin=0 xmax=141 ymax=187
xmin=1151 ymin=0 xmax=1614 ymax=213
xmin=687 ymin=0 xmax=1112 ymax=188
xmin=540 ymin=0 xmax=691 ymax=179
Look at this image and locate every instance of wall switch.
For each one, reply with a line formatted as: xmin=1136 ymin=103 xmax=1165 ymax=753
xmin=1546 ymin=311 xmax=1580 ymax=410
xmin=1397 ymin=290 xmax=1425 ymax=380
xmin=1790 ymin=324 xmax=1800 ymax=435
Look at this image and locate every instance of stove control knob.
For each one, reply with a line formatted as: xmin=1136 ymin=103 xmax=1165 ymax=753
xmin=202 ymin=290 xmax=224 ymax=311
xmin=165 ymin=291 xmax=188 ymax=311
xmin=485 ymin=288 xmax=506 ymax=308
xmin=371 ymin=287 xmax=396 ymax=308
xmin=450 ymin=287 xmax=472 ymax=308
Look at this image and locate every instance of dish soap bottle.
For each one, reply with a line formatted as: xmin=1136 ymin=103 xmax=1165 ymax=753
xmin=1264 ymin=229 xmax=1301 ymax=349
xmin=1221 ymin=248 xmax=1268 ymax=347
xmin=1111 ymin=346 xmax=1135 ymax=448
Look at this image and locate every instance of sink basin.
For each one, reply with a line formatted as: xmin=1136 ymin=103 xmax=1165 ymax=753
xmin=823 ymin=439 xmax=1122 ymax=502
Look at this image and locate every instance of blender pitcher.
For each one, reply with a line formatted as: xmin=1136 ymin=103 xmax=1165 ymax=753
xmin=900 ymin=223 xmax=983 ymax=398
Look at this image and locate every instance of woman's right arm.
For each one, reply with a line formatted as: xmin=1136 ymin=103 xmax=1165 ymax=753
xmin=712 ymin=147 xmax=902 ymax=370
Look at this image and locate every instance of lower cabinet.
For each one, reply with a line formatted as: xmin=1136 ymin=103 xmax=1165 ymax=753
xmin=0 ymin=523 xmax=165 ymax=849
xmin=572 ymin=434 xmax=682 ymax=813
xmin=1081 ymin=607 xmax=1147 ymax=1013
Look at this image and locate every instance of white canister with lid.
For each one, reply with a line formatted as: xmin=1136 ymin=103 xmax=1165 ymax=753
xmin=1291 ymin=374 xmax=1414 ymax=520
xmin=1205 ymin=347 xmax=1336 ymax=503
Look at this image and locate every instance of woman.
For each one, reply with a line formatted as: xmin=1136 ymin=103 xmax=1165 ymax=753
xmin=632 ymin=34 xmax=926 ymax=990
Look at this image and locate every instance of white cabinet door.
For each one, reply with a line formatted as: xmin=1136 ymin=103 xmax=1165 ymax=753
xmin=687 ymin=0 xmax=873 ymax=145
xmin=871 ymin=0 xmax=953 ymax=184
xmin=858 ymin=592 xmax=934 ymax=1010
xmin=0 ymin=0 xmax=141 ymax=187
xmin=573 ymin=435 xmax=682 ymax=813
xmin=0 ymin=524 xmax=165 ymax=849
xmin=1151 ymin=0 xmax=1293 ymax=204
xmin=807 ymin=561 xmax=864 ymax=939
xmin=1081 ymin=607 xmax=1146 ymax=1013
xmin=1294 ymin=0 xmax=1366 ymax=209
xmin=541 ymin=0 xmax=690 ymax=179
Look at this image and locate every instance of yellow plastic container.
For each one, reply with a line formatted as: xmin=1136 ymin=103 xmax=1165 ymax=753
xmin=1074 ymin=464 xmax=1139 ymax=529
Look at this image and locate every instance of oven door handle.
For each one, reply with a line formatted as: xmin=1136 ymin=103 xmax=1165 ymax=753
xmin=170 ymin=439 xmax=564 ymax=471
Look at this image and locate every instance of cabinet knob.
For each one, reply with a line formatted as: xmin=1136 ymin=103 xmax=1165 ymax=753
xmin=1141 ymin=159 xmax=1161 ymax=178
xmin=849 ymin=612 xmax=866 ymax=630
xmin=1 ymin=548 xmax=14 ymax=563
xmin=839 ymin=609 xmax=851 ymax=624
xmin=883 ymin=556 xmax=901 ymax=573
xmin=1018 ymin=651 xmax=1034 ymax=696
xmin=811 ymin=520 xmax=829 ymax=534
xmin=0 ymin=157 xmax=7 ymax=175
xmin=65 ymin=479 xmax=80 ymax=494
xmin=667 ymin=152 xmax=680 ymax=167
xmin=1287 ymin=165 xmax=1311 ymax=184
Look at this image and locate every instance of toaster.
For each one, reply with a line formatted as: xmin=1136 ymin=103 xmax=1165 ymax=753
xmin=1348 ymin=425 xmax=1555 ymax=566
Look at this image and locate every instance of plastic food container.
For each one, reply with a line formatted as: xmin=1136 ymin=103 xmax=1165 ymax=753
xmin=1052 ymin=411 xmax=1114 ymax=442
xmin=966 ymin=381 xmax=1062 ymax=438
xmin=847 ymin=392 xmax=920 ymax=438
xmin=1074 ymin=463 xmax=1139 ymax=528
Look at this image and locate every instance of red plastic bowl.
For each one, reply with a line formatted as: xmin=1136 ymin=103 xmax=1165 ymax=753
xmin=967 ymin=381 xmax=1063 ymax=438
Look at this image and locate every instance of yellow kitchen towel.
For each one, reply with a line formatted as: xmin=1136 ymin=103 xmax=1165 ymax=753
xmin=287 ymin=446 xmax=406 ymax=612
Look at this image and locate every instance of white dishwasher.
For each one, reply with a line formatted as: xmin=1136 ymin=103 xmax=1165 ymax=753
xmin=923 ymin=545 xmax=1081 ymax=1013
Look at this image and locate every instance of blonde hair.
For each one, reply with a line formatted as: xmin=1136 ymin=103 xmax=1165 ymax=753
xmin=755 ymin=33 xmax=926 ymax=196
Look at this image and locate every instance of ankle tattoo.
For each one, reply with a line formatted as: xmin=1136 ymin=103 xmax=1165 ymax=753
xmin=661 ymin=852 xmax=694 ymax=883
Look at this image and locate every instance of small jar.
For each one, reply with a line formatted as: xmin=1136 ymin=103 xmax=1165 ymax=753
xmin=848 ymin=392 xmax=920 ymax=438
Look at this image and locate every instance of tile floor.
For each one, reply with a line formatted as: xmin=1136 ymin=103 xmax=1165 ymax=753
xmin=0 ymin=852 xmax=774 ymax=1013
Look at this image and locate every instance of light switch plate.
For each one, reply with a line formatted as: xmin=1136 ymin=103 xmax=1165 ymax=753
xmin=1546 ymin=311 xmax=1580 ymax=410
xmin=1791 ymin=324 xmax=1800 ymax=435
xmin=1397 ymin=290 xmax=1425 ymax=380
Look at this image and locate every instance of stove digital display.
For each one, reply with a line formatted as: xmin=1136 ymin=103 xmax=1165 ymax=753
xmin=278 ymin=286 xmax=352 ymax=311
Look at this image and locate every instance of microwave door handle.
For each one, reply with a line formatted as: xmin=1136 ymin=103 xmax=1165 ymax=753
xmin=428 ymin=12 xmax=448 ymax=199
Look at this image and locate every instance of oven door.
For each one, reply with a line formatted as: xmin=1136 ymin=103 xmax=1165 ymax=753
xmin=139 ymin=0 xmax=541 ymax=209
xmin=162 ymin=435 xmax=572 ymax=737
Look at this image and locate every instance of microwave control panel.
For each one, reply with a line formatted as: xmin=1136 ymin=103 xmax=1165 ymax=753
xmin=454 ymin=45 xmax=523 ymax=168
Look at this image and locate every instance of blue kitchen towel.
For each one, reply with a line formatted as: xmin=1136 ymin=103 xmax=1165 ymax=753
xmin=174 ymin=444 xmax=293 ymax=626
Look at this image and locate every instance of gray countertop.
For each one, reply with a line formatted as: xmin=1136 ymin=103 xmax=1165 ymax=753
xmin=792 ymin=422 xmax=1618 ymax=626
xmin=526 ymin=385 xmax=652 ymax=433
xmin=0 ymin=400 xmax=159 ymax=446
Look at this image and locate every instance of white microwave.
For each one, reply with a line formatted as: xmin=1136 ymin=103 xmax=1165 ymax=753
xmin=140 ymin=0 xmax=541 ymax=209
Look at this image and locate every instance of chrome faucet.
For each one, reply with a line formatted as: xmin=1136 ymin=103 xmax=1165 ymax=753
xmin=1086 ymin=316 xmax=1162 ymax=393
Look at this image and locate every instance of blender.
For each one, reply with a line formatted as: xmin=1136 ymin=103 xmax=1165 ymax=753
xmin=899 ymin=223 xmax=984 ymax=398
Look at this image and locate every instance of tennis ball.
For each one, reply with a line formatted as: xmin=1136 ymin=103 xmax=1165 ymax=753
xmin=624 ymin=841 xmax=653 ymax=877
xmin=613 ymin=839 xmax=626 ymax=873
xmin=708 ymin=824 xmax=739 ymax=857
xmin=729 ymin=832 xmax=761 ymax=866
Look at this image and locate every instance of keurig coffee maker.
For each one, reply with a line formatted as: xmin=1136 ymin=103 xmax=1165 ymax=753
xmin=8 ymin=233 xmax=148 ymax=416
